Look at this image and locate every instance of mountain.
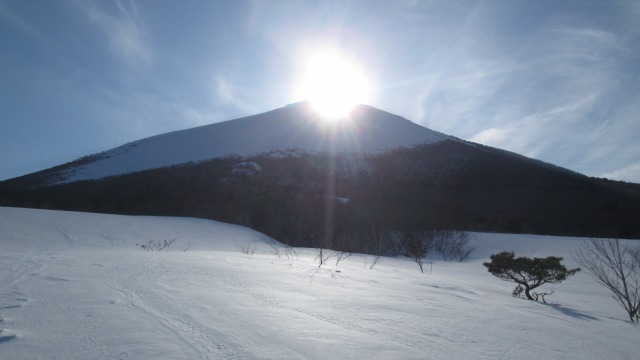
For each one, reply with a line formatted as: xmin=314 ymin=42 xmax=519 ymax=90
xmin=3 ymin=102 xmax=451 ymax=188
xmin=1 ymin=103 xmax=640 ymax=243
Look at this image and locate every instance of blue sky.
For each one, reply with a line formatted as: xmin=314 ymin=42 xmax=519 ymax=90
xmin=1 ymin=0 xmax=639 ymax=182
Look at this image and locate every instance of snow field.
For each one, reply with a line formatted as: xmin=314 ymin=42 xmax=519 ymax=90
xmin=0 ymin=207 xmax=638 ymax=359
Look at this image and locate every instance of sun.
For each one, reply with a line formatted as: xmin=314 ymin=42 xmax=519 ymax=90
xmin=298 ymin=50 xmax=370 ymax=119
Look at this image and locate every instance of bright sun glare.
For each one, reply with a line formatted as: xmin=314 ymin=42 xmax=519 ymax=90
xmin=299 ymin=50 xmax=370 ymax=119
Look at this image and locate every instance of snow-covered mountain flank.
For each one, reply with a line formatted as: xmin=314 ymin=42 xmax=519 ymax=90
xmin=40 ymin=102 xmax=452 ymax=185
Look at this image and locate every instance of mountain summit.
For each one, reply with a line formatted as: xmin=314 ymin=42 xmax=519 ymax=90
xmin=15 ymin=102 xmax=452 ymax=186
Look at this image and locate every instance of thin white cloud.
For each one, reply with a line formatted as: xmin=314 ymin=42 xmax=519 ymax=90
xmin=602 ymin=162 xmax=640 ymax=183
xmin=385 ymin=1 xmax=639 ymax=182
xmin=2 ymin=0 xmax=638 ymax=184
xmin=0 ymin=1 xmax=43 ymax=39
xmin=469 ymin=127 xmax=509 ymax=145
xmin=214 ymin=75 xmax=254 ymax=114
xmin=80 ymin=0 xmax=152 ymax=68
xmin=216 ymin=76 xmax=235 ymax=105
xmin=96 ymin=87 xmax=222 ymax=143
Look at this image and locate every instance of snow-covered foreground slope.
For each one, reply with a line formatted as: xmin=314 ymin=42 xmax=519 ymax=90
xmin=0 ymin=207 xmax=638 ymax=359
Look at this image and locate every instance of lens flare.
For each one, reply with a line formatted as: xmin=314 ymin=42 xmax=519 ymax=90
xmin=298 ymin=50 xmax=370 ymax=119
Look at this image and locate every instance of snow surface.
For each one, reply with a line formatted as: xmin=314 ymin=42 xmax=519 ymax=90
xmin=54 ymin=102 xmax=452 ymax=184
xmin=1 ymin=206 xmax=638 ymax=359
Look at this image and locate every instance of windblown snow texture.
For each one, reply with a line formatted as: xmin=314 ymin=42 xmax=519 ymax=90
xmin=0 ymin=207 xmax=638 ymax=359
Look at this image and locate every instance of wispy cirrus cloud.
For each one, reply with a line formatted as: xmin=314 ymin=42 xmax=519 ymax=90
xmin=239 ymin=0 xmax=640 ymax=182
xmin=0 ymin=1 xmax=43 ymax=39
xmin=1 ymin=0 xmax=638 ymax=183
xmin=214 ymin=75 xmax=256 ymax=116
xmin=79 ymin=0 xmax=152 ymax=68
xmin=387 ymin=1 xmax=640 ymax=182
xmin=603 ymin=162 xmax=640 ymax=182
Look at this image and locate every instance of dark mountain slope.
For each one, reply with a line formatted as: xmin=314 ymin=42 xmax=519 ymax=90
xmin=2 ymin=140 xmax=639 ymax=244
xmin=2 ymin=102 xmax=638 ymax=247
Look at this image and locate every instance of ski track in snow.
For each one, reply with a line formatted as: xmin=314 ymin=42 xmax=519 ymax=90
xmin=103 ymin=258 xmax=249 ymax=359
xmin=1 ymin=207 xmax=639 ymax=359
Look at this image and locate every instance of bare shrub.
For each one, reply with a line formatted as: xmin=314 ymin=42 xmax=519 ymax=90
xmin=434 ymin=230 xmax=474 ymax=262
xmin=335 ymin=250 xmax=352 ymax=266
xmin=283 ymin=246 xmax=298 ymax=260
xmin=416 ymin=258 xmax=433 ymax=274
xmin=387 ymin=231 xmax=407 ymax=257
xmin=406 ymin=230 xmax=433 ymax=260
xmin=268 ymin=242 xmax=283 ymax=259
xmin=415 ymin=257 xmax=434 ymax=274
xmin=367 ymin=223 xmax=390 ymax=256
xmin=416 ymin=256 xmax=424 ymax=273
xmin=236 ymin=242 xmax=256 ymax=255
xmin=397 ymin=229 xmax=435 ymax=272
xmin=137 ymin=238 xmax=177 ymax=251
xmin=369 ymin=255 xmax=381 ymax=269
xmin=315 ymin=248 xmax=332 ymax=267
xmin=268 ymin=242 xmax=298 ymax=260
xmin=573 ymin=238 xmax=640 ymax=322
